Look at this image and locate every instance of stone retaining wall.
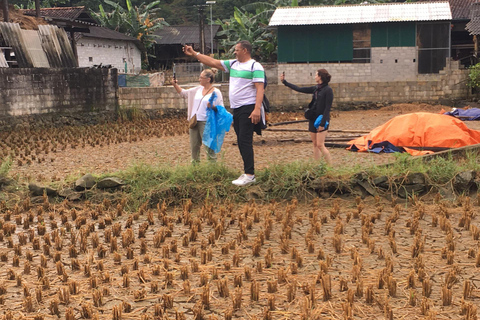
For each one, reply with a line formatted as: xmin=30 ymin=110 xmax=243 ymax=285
xmin=0 ymin=68 xmax=118 ymax=118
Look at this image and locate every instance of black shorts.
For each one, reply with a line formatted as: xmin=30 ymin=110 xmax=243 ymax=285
xmin=308 ymin=120 xmax=329 ymax=133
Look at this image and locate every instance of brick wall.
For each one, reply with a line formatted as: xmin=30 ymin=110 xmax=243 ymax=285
xmin=77 ymin=38 xmax=142 ymax=74
xmin=0 ymin=68 xmax=118 ymax=118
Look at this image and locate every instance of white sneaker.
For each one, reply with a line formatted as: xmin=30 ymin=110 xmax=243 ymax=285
xmin=232 ymin=174 xmax=256 ymax=186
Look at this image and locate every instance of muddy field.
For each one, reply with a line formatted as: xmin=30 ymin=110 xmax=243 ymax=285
xmin=0 ymin=103 xmax=480 ymax=319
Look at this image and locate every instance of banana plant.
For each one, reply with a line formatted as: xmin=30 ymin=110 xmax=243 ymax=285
xmin=216 ymin=6 xmax=277 ymax=62
xmin=91 ymin=0 xmax=168 ymax=65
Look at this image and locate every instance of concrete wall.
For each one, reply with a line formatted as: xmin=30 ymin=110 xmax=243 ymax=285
xmin=0 ymin=68 xmax=118 ymax=118
xmin=119 ymin=61 xmax=470 ymax=111
xmin=278 ymin=48 xmax=443 ymax=84
xmin=77 ymin=38 xmax=142 ymax=74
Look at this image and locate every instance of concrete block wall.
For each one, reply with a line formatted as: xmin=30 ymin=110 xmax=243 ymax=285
xmin=371 ymin=47 xmax=417 ymax=81
xmin=119 ymin=84 xmax=230 ymax=111
xmin=77 ymin=38 xmax=142 ymax=74
xmin=279 ymin=47 xmax=419 ymax=84
xmin=0 ymin=68 xmax=118 ymax=118
xmin=118 ymin=64 xmax=469 ymax=111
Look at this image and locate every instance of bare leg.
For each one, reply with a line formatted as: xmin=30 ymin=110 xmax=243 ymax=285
xmin=310 ymin=132 xmax=321 ymax=160
xmin=316 ymin=130 xmax=332 ymax=165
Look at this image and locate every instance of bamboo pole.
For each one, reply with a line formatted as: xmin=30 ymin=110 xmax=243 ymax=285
xmin=265 ymin=128 xmax=369 ymax=134
xmin=268 ymin=120 xmax=308 ymax=126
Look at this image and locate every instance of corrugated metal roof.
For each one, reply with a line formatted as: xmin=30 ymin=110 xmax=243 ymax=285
xmin=22 ymin=30 xmax=50 ymax=67
xmin=0 ymin=50 xmax=9 ymax=67
xmin=269 ymin=2 xmax=452 ymax=26
xmin=0 ymin=22 xmax=34 ymax=67
xmin=422 ymin=0 xmax=474 ymax=21
xmin=153 ymin=25 xmax=221 ymax=44
xmin=466 ymin=17 xmax=480 ymax=35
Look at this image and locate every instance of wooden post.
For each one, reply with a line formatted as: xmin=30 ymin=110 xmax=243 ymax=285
xmin=35 ymin=0 xmax=40 ymax=18
xmin=2 ymin=0 xmax=9 ymax=22
xmin=474 ymin=35 xmax=478 ymax=63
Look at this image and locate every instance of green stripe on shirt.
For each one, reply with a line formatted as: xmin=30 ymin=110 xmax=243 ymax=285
xmin=230 ymin=69 xmax=265 ymax=80
xmin=224 ymin=60 xmax=232 ymax=71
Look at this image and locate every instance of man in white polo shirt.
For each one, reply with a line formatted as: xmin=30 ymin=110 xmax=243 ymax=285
xmin=183 ymin=40 xmax=265 ymax=186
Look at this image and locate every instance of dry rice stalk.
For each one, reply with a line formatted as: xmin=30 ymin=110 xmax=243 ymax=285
xmin=422 ymin=276 xmax=432 ymax=298
xmin=287 ymin=280 xmax=296 ymax=302
xmin=384 ymin=299 xmax=393 ymax=320
xmin=112 ymin=304 xmax=122 ymax=320
xmin=355 ymin=280 xmax=363 ymax=298
xmin=409 ymin=289 xmax=416 ymax=306
xmin=365 ymin=285 xmax=374 ymax=304
xmin=347 ymin=288 xmax=355 ymax=304
xmin=49 ymin=299 xmax=60 ymax=316
xmin=343 ymin=301 xmax=353 ymax=320
xmin=65 ymin=307 xmax=74 ymax=320
xmin=407 ymin=269 xmax=415 ymax=288
xmin=420 ymin=297 xmax=431 ymax=315
xmin=387 ymin=275 xmax=396 ymax=297
xmin=321 ymin=274 xmax=331 ymax=301
xmin=463 ymin=280 xmax=472 ymax=299
xmin=267 ymin=294 xmax=275 ymax=311
xmin=201 ymin=284 xmax=210 ymax=309
xmin=233 ymin=287 xmax=242 ymax=310
xmin=441 ymin=284 xmax=452 ymax=306
xmin=250 ymin=279 xmax=260 ymax=301
xmin=217 ymin=278 xmax=229 ymax=298
xmin=339 ymin=277 xmax=348 ymax=292
xmin=333 ymin=234 xmax=342 ymax=253
xmin=163 ymin=293 xmax=173 ymax=309
xmin=267 ymin=279 xmax=278 ymax=293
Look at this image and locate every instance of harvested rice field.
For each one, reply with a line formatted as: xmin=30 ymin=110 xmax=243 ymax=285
xmin=0 ymin=194 xmax=479 ymax=319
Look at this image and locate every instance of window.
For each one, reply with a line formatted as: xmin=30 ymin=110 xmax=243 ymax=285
xmin=353 ymin=24 xmax=371 ymax=63
xmin=417 ymin=23 xmax=450 ymax=74
xmin=89 ymin=57 xmax=93 ymax=62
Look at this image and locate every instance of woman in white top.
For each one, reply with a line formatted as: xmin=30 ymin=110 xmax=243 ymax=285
xmin=173 ymin=69 xmax=224 ymax=163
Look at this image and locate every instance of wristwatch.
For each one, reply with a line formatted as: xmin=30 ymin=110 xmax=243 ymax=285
xmin=196 ymin=52 xmax=200 ymax=56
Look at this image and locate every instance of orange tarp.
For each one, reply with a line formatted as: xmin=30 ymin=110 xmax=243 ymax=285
xmin=348 ymin=112 xmax=480 ymax=156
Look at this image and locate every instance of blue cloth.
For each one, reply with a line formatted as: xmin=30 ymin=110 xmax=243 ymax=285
xmin=203 ymin=92 xmax=233 ymax=153
xmin=314 ymin=114 xmax=329 ymax=130
xmin=349 ymin=140 xmax=404 ymax=153
xmin=444 ymin=108 xmax=480 ymax=120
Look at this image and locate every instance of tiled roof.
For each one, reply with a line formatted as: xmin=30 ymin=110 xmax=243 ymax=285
xmin=269 ymin=2 xmax=452 ymax=26
xmin=422 ymin=0 xmax=475 ymax=20
xmin=153 ymin=25 xmax=221 ymax=44
xmin=466 ymin=17 xmax=480 ymax=34
xmin=80 ymin=26 xmax=139 ymax=42
xmin=21 ymin=7 xmax=96 ymax=23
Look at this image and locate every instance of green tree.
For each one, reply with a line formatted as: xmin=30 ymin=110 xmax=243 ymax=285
xmin=91 ymin=0 xmax=168 ymax=67
xmin=216 ymin=4 xmax=277 ymax=62
xmin=467 ymin=63 xmax=480 ymax=90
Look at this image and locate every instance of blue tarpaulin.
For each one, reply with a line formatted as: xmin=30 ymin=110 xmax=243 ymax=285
xmin=203 ymin=92 xmax=233 ymax=153
xmin=444 ymin=108 xmax=480 ymax=120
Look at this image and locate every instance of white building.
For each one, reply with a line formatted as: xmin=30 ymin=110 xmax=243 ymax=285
xmin=76 ymin=26 xmax=142 ymax=74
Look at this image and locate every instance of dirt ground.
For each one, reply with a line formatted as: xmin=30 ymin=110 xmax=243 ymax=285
xmin=1 ymin=103 xmax=480 ymax=320
xmin=7 ymin=103 xmax=480 ymax=183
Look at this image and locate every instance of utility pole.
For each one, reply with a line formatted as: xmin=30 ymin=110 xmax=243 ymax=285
xmin=198 ymin=5 xmax=206 ymax=54
xmin=206 ymin=1 xmax=216 ymax=55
